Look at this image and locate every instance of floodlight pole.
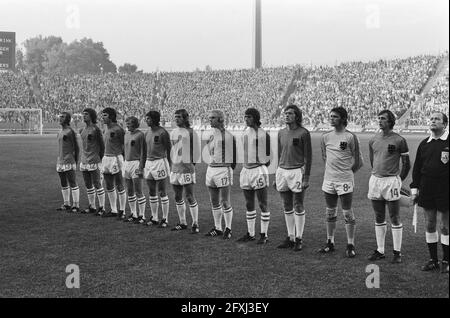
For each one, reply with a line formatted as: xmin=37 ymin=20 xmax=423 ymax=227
xmin=253 ymin=0 xmax=262 ymax=69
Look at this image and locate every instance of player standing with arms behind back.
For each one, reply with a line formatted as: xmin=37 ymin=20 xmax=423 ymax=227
xmin=410 ymin=112 xmax=449 ymax=273
xmin=204 ymin=110 xmax=237 ymax=239
xmin=143 ymin=110 xmax=172 ymax=228
xmin=100 ymin=107 xmax=127 ymax=218
xmin=319 ymin=107 xmax=362 ymax=257
xmin=122 ymin=116 xmax=147 ymax=223
xmin=79 ymin=108 xmax=106 ymax=214
xmin=237 ymin=108 xmax=271 ymax=244
xmin=170 ymin=109 xmax=200 ymax=233
xmin=367 ymin=110 xmax=410 ymax=263
xmin=275 ymin=105 xmax=312 ymax=251
xmin=55 ymin=112 xmax=80 ymax=213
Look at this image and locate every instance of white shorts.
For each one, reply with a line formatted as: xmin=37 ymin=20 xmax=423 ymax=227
xmin=322 ymin=179 xmax=354 ymax=196
xmin=205 ymin=166 xmax=233 ymax=188
xmin=123 ymin=160 xmax=142 ymax=179
xmin=170 ymin=172 xmax=196 ymax=185
xmin=101 ymin=155 xmax=124 ymax=175
xmin=275 ymin=167 xmax=304 ymax=193
xmin=56 ymin=163 xmax=76 ymax=172
xmin=80 ymin=162 xmax=101 ymax=172
xmin=144 ymin=158 xmax=170 ymax=180
xmin=240 ymin=166 xmax=269 ymax=190
xmin=367 ymin=175 xmax=402 ymax=201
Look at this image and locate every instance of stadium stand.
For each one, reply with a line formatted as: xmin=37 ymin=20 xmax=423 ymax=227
xmin=408 ymin=63 xmax=449 ymax=126
xmin=288 ymin=54 xmax=444 ymax=129
xmin=1 ymin=53 xmax=448 ymax=131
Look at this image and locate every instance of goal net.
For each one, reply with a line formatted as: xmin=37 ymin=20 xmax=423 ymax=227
xmin=0 ymin=108 xmax=43 ymax=135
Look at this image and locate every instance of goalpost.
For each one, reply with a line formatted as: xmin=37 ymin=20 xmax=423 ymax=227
xmin=0 ymin=108 xmax=43 ymax=135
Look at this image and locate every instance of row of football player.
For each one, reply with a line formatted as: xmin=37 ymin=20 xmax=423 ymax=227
xmin=55 ymin=105 xmax=449 ymax=274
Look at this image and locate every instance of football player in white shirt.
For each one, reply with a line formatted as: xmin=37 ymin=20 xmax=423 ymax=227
xmin=237 ymin=108 xmax=271 ymax=244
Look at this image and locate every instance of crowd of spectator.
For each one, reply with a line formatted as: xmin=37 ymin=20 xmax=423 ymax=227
xmin=161 ymin=67 xmax=293 ymax=126
xmin=0 ymin=53 xmax=447 ymax=129
xmin=288 ymin=54 xmax=443 ymax=128
xmin=0 ymin=72 xmax=35 ymax=110
xmin=408 ymin=64 xmax=449 ymax=126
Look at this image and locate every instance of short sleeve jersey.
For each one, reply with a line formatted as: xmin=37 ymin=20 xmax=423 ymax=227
xmin=103 ymin=124 xmax=125 ymax=156
xmin=125 ymin=130 xmax=145 ymax=161
xmin=243 ymin=127 xmax=271 ymax=169
xmin=369 ymin=131 xmax=409 ymax=177
xmin=278 ymin=126 xmax=311 ymax=170
xmin=145 ymin=126 xmax=170 ymax=160
xmin=80 ymin=125 xmax=103 ymax=164
xmin=170 ymin=127 xmax=198 ymax=174
xmin=206 ymin=128 xmax=236 ymax=168
xmin=321 ymin=130 xmax=359 ymax=182
xmin=57 ymin=127 xmax=77 ymax=165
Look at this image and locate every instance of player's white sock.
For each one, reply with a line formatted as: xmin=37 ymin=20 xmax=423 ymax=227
xmin=61 ymin=186 xmax=70 ymax=206
xmin=260 ymin=211 xmax=270 ymax=236
xmin=294 ymin=210 xmax=305 ymax=239
xmin=375 ymin=222 xmax=387 ymax=254
xmin=137 ymin=196 xmax=146 ymax=219
xmin=284 ymin=210 xmax=295 ymax=240
xmin=392 ymin=224 xmax=403 ymax=252
xmin=345 ymin=224 xmax=356 ymax=245
xmin=212 ymin=205 xmax=223 ymax=231
xmin=128 ymin=195 xmax=137 ymax=218
xmin=71 ymin=186 xmax=80 ymax=208
xmin=189 ymin=201 xmax=199 ymax=225
xmin=246 ymin=210 xmax=257 ymax=237
xmin=96 ymin=187 xmax=105 ymax=209
xmin=223 ymin=206 xmax=233 ymax=230
xmin=161 ymin=195 xmax=169 ymax=220
xmin=442 ymin=234 xmax=449 ymax=245
xmin=343 ymin=209 xmax=356 ymax=245
xmin=326 ymin=207 xmax=337 ymax=244
xmin=176 ymin=200 xmax=187 ymax=225
xmin=87 ymin=187 xmax=96 ymax=208
xmin=107 ymin=188 xmax=118 ymax=213
xmin=118 ymin=189 xmax=127 ymax=212
xmin=149 ymin=196 xmax=159 ymax=221
xmin=426 ymin=231 xmax=439 ymax=243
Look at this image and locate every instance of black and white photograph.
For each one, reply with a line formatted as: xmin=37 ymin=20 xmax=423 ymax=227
xmin=0 ymin=0 xmax=448 ymax=302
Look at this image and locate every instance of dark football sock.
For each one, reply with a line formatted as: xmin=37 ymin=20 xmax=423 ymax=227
xmin=427 ymin=242 xmax=438 ymax=261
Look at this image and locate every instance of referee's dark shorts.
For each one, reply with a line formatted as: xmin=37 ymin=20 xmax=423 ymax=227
xmin=418 ymin=176 xmax=449 ymax=212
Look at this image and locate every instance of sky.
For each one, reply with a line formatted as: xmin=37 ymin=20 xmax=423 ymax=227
xmin=0 ymin=0 xmax=448 ymax=72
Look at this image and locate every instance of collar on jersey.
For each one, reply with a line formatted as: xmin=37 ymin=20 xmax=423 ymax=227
xmin=427 ymin=130 xmax=449 ymax=143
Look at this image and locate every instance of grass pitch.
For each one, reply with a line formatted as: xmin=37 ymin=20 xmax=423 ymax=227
xmin=0 ymin=134 xmax=448 ymax=298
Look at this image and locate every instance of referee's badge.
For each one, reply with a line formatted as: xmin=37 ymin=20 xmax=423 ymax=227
xmin=340 ymin=141 xmax=347 ymax=150
xmin=441 ymin=151 xmax=449 ymax=164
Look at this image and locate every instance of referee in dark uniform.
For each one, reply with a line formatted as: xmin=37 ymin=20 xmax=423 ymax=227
xmin=410 ymin=112 xmax=449 ymax=274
